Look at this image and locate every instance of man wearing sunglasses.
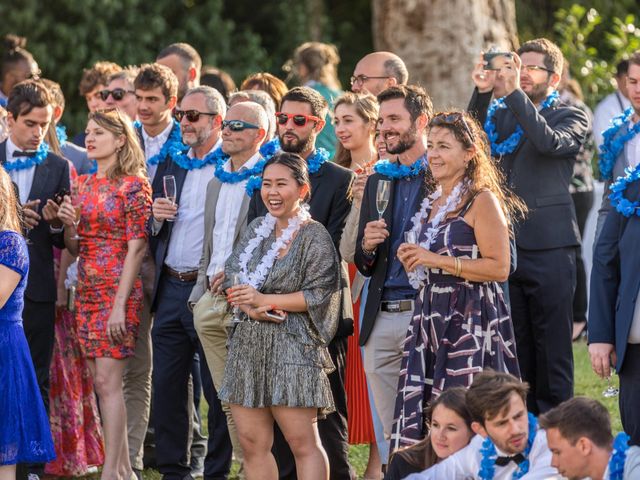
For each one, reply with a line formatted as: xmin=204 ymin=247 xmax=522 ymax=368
xmin=468 ymin=38 xmax=589 ymax=416
xmin=351 ymin=51 xmax=408 ymax=96
xmin=248 ymin=85 xmax=355 ymax=480
xmin=150 ymin=86 xmax=235 ymax=480
xmin=103 ymin=67 xmax=139 ymax=122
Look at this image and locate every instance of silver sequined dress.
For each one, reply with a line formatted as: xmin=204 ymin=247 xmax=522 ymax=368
xmin=219 ymin=218 xmax=341 ymax=415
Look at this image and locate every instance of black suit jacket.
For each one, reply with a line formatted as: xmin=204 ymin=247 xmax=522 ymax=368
xmin=469 ymin=88 xmax=589 ymax=250
xmin=1 ymin=140 xmax=70 ymax=302
xmin=354 ymin=172 xmax=426 ymax=346
xmin=248 ymin=158 xmax=355 ymax=336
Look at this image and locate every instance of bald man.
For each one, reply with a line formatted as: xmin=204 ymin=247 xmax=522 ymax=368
xmin=351 ymin=51 xmax=409 ymax=96
xmin=189 ymin=101 xmax=269 ymax=473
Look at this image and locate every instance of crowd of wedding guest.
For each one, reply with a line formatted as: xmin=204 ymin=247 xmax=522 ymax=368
xmin=2 ymin=29 xmax=640 ymax=480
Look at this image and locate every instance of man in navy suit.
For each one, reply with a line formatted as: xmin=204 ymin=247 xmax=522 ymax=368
xmin=589 ymin=51 xmax=640 ymax=447
xmin=2 ymin=80 xmax=70 ymax=479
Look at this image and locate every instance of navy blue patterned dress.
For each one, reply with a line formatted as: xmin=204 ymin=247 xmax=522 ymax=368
xmin=0 ymin=231 xmax=55 ymax=465
xmin=390 ymin=203 xmax=520 ymax=450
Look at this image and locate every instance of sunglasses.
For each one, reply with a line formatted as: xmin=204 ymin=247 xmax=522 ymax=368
xmin=350 ymin=74 xmax=391 ymax=86
xmin=521 ymin=64 xmax=555 ymax=74
xmin=276 ymin=112 xmax=322 ymax=127
xmin=99 ymin=88 xmax=135 ymax=102
xmin=222 ymin=120 xmax=260 ymax=132
xmin=174 ymin=109 xmax=218 ymax=123
xmin=430 ymin=113 xmax=475 ymax=143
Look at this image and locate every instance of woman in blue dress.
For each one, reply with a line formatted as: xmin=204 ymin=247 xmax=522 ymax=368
xmin=0 ymin=167 xmax=55 ymax=477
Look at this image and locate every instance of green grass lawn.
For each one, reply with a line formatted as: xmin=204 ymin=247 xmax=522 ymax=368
xmin=143 ymin=340 xmax=620 ymax=479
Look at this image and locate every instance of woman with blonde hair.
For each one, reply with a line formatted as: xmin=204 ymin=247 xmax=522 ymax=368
xmin=393 ymin=110 xmax=524 ymax=449
xmin=57 ymin=109 xmax=151 ymax=480
xmin=0 ymin=167 xmax=55 ymax=479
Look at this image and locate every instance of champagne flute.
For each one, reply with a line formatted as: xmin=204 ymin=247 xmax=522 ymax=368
xmin=602 ymin=372 xmax=619 ymax=398
xmin=70 ymin=203 xmax=82 ymax=240
xmin=404 ymin=230 xmax=418 ymax=245
xmin=230 ymin=273 xmax=242 ymax=319
xmin=163 ymin=175 xmax=177 ymax=222
xmin=376 ymin=180 xmax=391 ymax=220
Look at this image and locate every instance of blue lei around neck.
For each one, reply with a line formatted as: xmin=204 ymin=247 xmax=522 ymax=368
xmin=56 ymin=124 xmax=68 ymax=145
xmin=5 ymin=142 xmax=49 ymax=172
xmin=138 ymin=119 xmax=186 ymax=167
xmin=484 ymin=90 xmax=559 ymax=157
xmin=608 ymin=432 xmax=630 ymax=480
xmin=213 ymin=137 xmax=280 ymax=196
xmin=373 ymin=155 xmax=425 ymax=179
xmin=609 ymin=163 xmax=640 ymax=217
xmin=306 ymin=147 xmax=330 ymax=174
xmin=478 ymin=413 xmax=538 ymax=480
xmin=599 ymin=107 xmax=640 ymax=181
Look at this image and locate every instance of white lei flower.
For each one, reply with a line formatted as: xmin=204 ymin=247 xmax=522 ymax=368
xmin=238 ymin=205 xmax=312 ymax=289
xmin=407 ymin=181 xmax=469 ymax=288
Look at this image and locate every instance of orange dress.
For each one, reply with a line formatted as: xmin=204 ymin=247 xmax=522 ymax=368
xmin=73 ymin=174 xmax=151 ymax=359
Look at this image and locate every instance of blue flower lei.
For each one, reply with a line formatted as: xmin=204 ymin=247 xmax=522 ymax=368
xmin=373 ymin=156 xmax=425 ymax=179
xmin=609 ymin=164 xmax=640 ymax=217
xmin=168 ymin=144 xmax=219 ymax=171
xmin=4 ymin=142 xmax=50 ymax=172
xmin=135 ymin=119 xmax=186 ymax=167
xmin=213 ymin=138 xmax=280 ymax=196
xmin=608 ymin=432 xmax=630 ymax=480
xmin=56 ymin=124 xmax=68 ymax=145
xmin=484 ymin=90 xmax=560 ymax=157
xmin=306 ymin=147 xmax=330 ymax=174
xmin=478 ymin=413 xmax=538 ymax=480
xmin=599 ymin=107 xmax=640 ymax=181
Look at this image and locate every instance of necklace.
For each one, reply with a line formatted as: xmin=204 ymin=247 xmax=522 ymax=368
xmin=306 ymin=147 xmax=330 ymax=174
xmin=56 ymin=124 xmax=68 ymax=145
xmin=5 ymin=142 xmax=49 ymax=172
xmin=599 ymin=108 xmax=640 ymax=181
xmin=168 ymin=144 xmax=219 ymax=171
xmin=608 ymin=432 xmax=630 ymax=480
xmin=485 ymin=90 xmax=559 ymax=157
xmin=138 ymin=119 xmax=186 ymax=167
xmin=479 ymin=413 xmax=537 ymax=480
xmin=374 ymin=155 xmax=425 ymax=179
xmin=406 ymin=181 xmax=468 ymax=288
xmin=238 ymin=205 xmax=312 ymax=289
xmin=609 ymin=163 xmax=640 ymax=217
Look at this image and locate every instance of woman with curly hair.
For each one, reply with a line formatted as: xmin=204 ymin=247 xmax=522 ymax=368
xmin=392 ymin=110 xmax=525 ymax=450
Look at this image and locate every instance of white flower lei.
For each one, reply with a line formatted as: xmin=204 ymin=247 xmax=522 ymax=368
xmin=238 ymin=205 xmax=312 ymax=289
xmin=407 ymin=180 xmax=469 ymax=288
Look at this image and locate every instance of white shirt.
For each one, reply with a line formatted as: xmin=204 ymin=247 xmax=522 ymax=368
xmin=206 ymin=152 xmax=262 ymax=277
xmin=5 ymin=137 xmax=37 ymax=204
xmin=406 ymin=431 xmax=560 ymax=480
xmin=164 ymin=141 xmax=220 ymax=272
xmin=594 ymin=91 xmax=631 ymax=148
xmin=142 ymin=121 xmax=174 ymax=182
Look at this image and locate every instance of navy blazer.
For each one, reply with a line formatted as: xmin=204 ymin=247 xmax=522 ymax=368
xmin=0 ymin=140 xmax=70 ymax=302
xmin=469 ymin=88 xmax=589 ymax=250
xmin=589 ymin=179 xmax=640 ymax=371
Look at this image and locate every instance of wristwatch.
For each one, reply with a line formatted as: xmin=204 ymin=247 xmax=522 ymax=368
xmin=361 ymin=237 xmax=376 ymax=256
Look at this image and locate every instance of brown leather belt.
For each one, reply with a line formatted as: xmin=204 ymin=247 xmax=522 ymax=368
xmin=163 ymin=265 xmax=198 ymax=282
xmin=380 ymin=299 xmax=414 ymax=313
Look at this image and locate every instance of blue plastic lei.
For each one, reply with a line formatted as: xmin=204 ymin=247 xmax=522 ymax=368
xmin=608 ymin=432 xmax=630 ymax=480
xmin=56 ymin=124 xmax=68 ymax=145
xmin=4 ymin=142 xmax=50 ymax=172
xmin=599 ymin=108 xmax=640 ymax=181
xmin=609 ymin=164 xmax=640 ymax=217
xmin=373 ymin=155 xmax=425 ymax=179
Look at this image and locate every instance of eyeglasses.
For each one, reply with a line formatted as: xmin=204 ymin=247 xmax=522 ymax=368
xmin=222 ymin=120 xmax=260 ymax=132
xmin=99 ymin=88 xmax=135 ymax=101
xmin=174 ymin=109 xmax=218 ymax=123
xmin=275 ymin=112 xmax=322 ymax=127
xmin=350 ymin=74 xmax=391 ymax=86
xmin=430 ymin=112 xmax=475 ymax=143
xmin=521 ymin=65 xmax=555 ymax=74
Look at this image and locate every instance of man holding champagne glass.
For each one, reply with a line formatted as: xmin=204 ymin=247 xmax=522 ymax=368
xmin=354 ymin=84 xmax=432 ymax=463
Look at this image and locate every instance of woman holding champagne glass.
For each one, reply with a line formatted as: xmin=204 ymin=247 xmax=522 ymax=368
xmin=57 ymin=109 xmax=151 ymax=480
xmin=334 ymin=92 xmax=383 ymax=478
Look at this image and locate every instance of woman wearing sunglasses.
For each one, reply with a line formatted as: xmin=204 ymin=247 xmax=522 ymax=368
xmin=392 ymin=110 xmax=524 ymax=449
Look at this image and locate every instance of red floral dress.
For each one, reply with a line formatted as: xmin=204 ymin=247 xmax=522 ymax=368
xmin=73 ymin=174 xmax=151 ymax=358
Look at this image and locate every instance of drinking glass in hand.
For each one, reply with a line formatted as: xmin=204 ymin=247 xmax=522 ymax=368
xmin=70 ymin=204 xmax=82 ymax=240
xmin=376 ymin=180 xmax=391 ymax=220
xmin=163 ymin=175 xmax=177 ymax=222
xmin=404 ymin=230 xmax=418 ymax=245
xmin=22 ymin=203 xmax=35 ymax=245
xmin=602 ymin=374 xmax=619 ymax=398
xmin=230 ymin=273 xmax=242 ymax=319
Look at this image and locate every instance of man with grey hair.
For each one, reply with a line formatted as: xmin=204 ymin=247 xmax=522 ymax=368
xmin=229 ymin=89 xmax=276 ymax=140
xmin=157 ymin=42 xmax=202 ymax=101
xmin=189 ymin=101 xmax=269 ymax=477
xmin=149 ymin=85 xmax=234 ymax=480
xmin=103 ymin=67 xmax=139 ymax=121
xmin=351 ymin=51 xmax=409 ymax=96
